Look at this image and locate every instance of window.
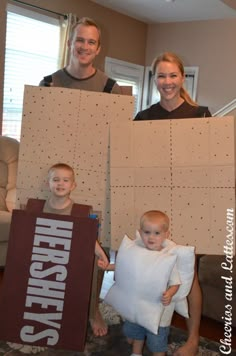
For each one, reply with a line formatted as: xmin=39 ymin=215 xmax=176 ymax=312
xmin=142 ymin=66 xmax=160 ymax=109
xmin=184 ymin=67 xmax=199 ymax=101
xmin=3 ymin=4 xmax=61 ymax=141
xmin=105 ymin=57 xmax=144 ymax=116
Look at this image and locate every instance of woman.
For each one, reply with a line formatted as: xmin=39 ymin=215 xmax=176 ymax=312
xmin=135 ymin=52 xmax=211 ymax=120
xmin=135 ymin=52 xmax=211 ymax=356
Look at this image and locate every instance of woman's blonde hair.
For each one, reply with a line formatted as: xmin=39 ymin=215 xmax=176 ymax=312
xmin=152 ymin=52 xmax=198 ymax=107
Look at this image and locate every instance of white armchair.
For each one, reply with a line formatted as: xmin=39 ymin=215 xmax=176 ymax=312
xmin=0 ymin=135 xmax=19 ymax=267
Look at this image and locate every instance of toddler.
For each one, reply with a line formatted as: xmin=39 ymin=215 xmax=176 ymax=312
xmin=107 ymin=210 xmax=180 ymax=356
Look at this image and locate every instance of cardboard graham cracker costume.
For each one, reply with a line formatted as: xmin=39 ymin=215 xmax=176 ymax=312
xmin=110 ymin=118 xmax=235 ymax=254
xmin=16 ymin=85 xmax=134 ymax=247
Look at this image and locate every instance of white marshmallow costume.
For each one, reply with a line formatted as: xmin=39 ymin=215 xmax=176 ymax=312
xmin=104 ymin=231 xmax=195 ymax=334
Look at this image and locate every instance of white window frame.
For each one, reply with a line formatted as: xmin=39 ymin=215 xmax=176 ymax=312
xmin=105 ymin=57 xmax=144 ymax=115
xmin=142 ymin=66 xmax=199 ymax=109
xmin=184 ymin=66 xmax=199 ymax=101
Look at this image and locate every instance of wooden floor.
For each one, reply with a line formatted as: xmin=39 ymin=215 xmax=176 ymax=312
xmin=0 ymin=267 xmax=235 ymax=349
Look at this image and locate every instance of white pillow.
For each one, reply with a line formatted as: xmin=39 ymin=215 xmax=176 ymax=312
xmin=105 ymin=232 xmax=195 ymax=332
xmin=104 ymin=233 xmax=177 ymax=334
xmin=162 ymin=240 xmax=195 ymax=321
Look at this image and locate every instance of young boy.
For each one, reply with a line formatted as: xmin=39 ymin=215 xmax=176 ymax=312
xmin=107 ymin=210 xmax=181 ymax=356
xmin=43 ymin=162 xmax=109 ymax=269
xmin=8 ymin=163 xmax=109 ymax=355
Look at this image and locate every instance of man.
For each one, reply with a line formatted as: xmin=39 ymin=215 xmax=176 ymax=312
xmin=40 ymin=17 xmax=121 ymax=337
xmin=40 ymin=17 xmax=120 ymax=94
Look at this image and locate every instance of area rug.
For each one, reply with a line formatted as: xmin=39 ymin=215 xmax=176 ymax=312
xmin=0 ymin=302 xmax=233 ymax=356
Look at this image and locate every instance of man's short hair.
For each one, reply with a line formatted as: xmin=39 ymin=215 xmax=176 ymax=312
xmin=69 ymin=16 xmax=101 ymax=46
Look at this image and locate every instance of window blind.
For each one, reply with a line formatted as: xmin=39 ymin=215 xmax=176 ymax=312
xmin=3 ymin=5 xmax=60 ymax=140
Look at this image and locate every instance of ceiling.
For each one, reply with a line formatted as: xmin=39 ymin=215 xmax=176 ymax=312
xmin=91 ymin=0 xmax=236 ymax=24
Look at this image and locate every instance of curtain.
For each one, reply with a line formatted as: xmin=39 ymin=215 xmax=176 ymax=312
xmin=59 ymin=13 xmax=78 ymax=68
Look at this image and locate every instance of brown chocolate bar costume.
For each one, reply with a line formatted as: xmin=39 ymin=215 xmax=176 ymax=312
xmin=26 ymin=198 xmax=101 ymax=319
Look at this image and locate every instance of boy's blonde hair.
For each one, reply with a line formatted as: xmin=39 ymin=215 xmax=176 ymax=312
xmin=152 ymin=51 xmax=198 ymax=107
xmin=140 ymin=210 xmax=169 ymax=232
xmin=48 ymin=163 xmax=75 ymax=180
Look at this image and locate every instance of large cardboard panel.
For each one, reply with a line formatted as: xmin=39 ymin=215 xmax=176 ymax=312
xmin=110 ymin=117 xmax=235 ymax=254
xmin=16 ymin=86 xmax=134 ymax=247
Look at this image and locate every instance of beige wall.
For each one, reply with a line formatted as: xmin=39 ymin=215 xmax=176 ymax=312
xmin=146 ymin=19 xmax=236 ymax=114
xmin=0 ymin=0 xmax=147 ymax=129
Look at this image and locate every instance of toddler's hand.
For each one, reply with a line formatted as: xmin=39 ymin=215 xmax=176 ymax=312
xmin=162 ymin=290 xmax=172 ymax=306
